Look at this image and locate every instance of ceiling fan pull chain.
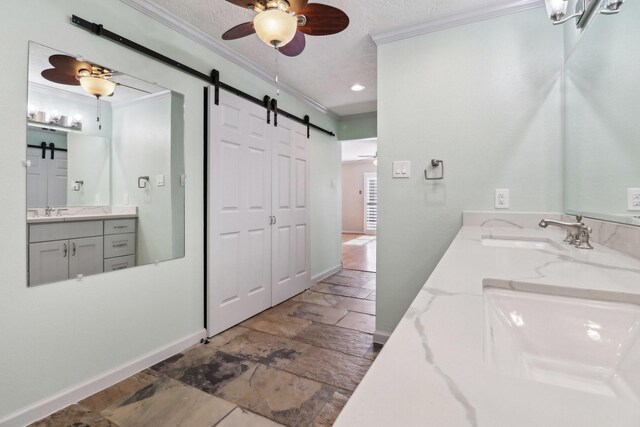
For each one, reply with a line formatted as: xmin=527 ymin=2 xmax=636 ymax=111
xmin=96 ymin=96 xmax=102 ymax=131
xmin=274 ymin=46 xmax=280 ymax=96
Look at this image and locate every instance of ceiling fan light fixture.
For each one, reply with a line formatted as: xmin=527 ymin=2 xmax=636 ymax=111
xmin=253 ymin=9 xmax=298 ymax=47
xmin=79 ymin=76 xmax=116 ymax=98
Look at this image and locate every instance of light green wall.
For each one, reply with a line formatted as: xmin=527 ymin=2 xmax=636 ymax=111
xmin=376 ymin=8 xmax=564 ymax=334
xmin=0 ymin=0 xmax=338 ymax=420
xmin=311 ymin=132 xmax=343 ymax=279
xmin=111 ymin=93 xmax=176 ymax=264
xmin=338 ymin=113 xmax=377 ymax=141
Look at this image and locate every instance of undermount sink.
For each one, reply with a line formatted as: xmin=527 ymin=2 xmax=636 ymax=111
xmin=481 ymin=235 xmax=565 ymax=251
xmin=484 ymin=280 xmax=640 ymax=400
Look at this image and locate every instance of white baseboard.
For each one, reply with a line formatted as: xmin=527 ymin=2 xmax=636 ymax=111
xmin=311 ymin=264 xmax=342 ymax=284
xmin=373 ymin=330 xmax=391 ymax=345
xmin=342 ymin=230 xmax=364 ymax=234
xmin=0 ymin=329 xmax=207 ymax=427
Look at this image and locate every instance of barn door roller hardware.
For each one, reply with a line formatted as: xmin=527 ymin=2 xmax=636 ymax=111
xmin=71 ymin=15 xmax=335 ymax=138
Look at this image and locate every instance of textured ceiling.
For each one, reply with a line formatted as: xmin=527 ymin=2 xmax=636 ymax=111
xmin=147 ymin=0 xmax=509 ymax=116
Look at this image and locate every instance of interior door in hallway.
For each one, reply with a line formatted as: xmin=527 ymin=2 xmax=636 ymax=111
xmin=207 ymin=90 xmax=272 ymax=336
xmin=271 ymin=116 xmax=311 ymax=306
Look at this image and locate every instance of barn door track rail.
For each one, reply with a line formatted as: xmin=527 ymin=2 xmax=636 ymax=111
xmin=71 ymin=15 xmax=335 ymax=138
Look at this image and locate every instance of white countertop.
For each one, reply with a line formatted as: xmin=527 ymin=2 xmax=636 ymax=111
xmin=27 ymin=213 xmax=138 ymax=224
xmin=335 ymin=224 xmax=640 ymax=427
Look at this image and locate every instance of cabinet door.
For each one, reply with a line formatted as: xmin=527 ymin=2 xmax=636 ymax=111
xmin=29 ymin=240 xmax=69 ymax=286
xmin=69 ymin=236 xmax=104 ymax=278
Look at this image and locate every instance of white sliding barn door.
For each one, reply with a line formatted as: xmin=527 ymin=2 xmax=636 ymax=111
xmin=271 ymin=116 xmax=311 ymax=306
xmin=208 ymin=90 xmax=272 ymax=337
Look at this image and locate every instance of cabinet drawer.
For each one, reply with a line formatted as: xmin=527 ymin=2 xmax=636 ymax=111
xmin=29 ymin=221 xmax=103 ymax=243
xmin=104 ymin=233 xmax=136 ymax=258
xmin=104 ymin=255 xmax=136 ymax=272
xmin=104 ymin=219 xmax=136 ymax=235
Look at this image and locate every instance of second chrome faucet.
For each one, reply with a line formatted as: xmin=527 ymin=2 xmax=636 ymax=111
xmin=539 ymin=215 xmax=593 ymax=250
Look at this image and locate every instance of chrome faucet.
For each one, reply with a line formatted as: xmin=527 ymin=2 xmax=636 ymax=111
xmin=539 ymin=216 xmax=593 ymax=250
xmin=45 ymin=207 xmax=55 ymax=217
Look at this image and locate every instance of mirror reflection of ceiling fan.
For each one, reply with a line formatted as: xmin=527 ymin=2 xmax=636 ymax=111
xmin=40 ymin=55 xmax=151 ymax=96
xmin=221 ymin=0 xmax=350 ymax=57
xmin=40 ymin=54 xmax=152 ymax=129
xmin=359 ymin=151 xmax=378 ymax=165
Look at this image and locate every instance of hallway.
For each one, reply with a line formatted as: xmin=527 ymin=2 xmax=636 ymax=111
xmin=341 ymin=234 xmax=376 ymax=272
xmin=31 ymin=270 xmax=378 ymax=427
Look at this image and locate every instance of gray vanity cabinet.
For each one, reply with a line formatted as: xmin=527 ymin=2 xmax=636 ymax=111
xmin=28 ymin=218 xmax=137 ymax=286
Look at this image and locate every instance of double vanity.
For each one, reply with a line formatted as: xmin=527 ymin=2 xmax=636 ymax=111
xmin=336 ymin=212 xmax=640 ymax=426
xmin=27 ymin=207 xmax=138 ymax=286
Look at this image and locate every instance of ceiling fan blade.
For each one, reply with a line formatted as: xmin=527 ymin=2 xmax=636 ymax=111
xmin=224 ymin=0 xmax=261 ymax=10
xmin=298 ymin=4 xmax=349 ymax=36
xmin=278 ymin=31 xmax=306 ymax=57
xmin=288 ymin=0 xmax=308 ymax=13
xmin=114 ymin=82 xmax=152 ymax=94
xmin=41 ymin=68 xmax=80 ymax=86
xmin=222 ymin=22 xmax=256 ymax=40
xmin=48 ymin=54 xmax=92 ymax=75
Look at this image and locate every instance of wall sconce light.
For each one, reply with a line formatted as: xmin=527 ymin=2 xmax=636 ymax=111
xmin=601 ymin=0 xmax=624 ymax=14
xmin=27 ymin=107 xmax=83 ymax=130
xmin=546 ymin=0 xmax=623 ymax=26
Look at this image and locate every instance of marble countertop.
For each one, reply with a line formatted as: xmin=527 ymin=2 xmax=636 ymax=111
xmin=27 ymin=207 xmax=138 ymax=224
xmin=335 ymin=221 xmax=640 ymax=426
xmin=27 ymin=213 xmax=138 ymax=224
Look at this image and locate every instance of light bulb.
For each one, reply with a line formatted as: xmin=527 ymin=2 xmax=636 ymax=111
xmin=28 ymin=104 xmax=38 ymax=118
xmin=545 ymin=0 xmax=568 ymax=20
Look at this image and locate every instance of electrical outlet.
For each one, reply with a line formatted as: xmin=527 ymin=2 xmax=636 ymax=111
xmin=628 ymin=188 xmax=640 ymax=211
xmin=495 ymin=189 xmax=510 ymax=209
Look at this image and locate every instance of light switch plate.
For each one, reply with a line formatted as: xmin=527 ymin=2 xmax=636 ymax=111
xmin=495 ymin=189 xmax=510 ymax=209
xmin=628 ymin=188 xmax=640 ymax=211
xmin=393 ymin=161 xmax=411 ymax=178
xmin=156 ymin=174 xmax=165 ymax=187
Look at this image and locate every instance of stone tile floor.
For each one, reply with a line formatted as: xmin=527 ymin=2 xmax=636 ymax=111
xmin=30 ymin=269 xmax=379 ymax=427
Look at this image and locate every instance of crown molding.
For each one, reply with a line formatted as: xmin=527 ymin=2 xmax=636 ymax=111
xmin=110 ymin=89 xmax=171 ymax=108
xmin=118 ymin=0 xmax=340 ymax=120
xmin=371 ymin=0 xmax=545 ymax=45
xmin=29 ymin=82 xmax=97 ymax=106
xmin=340 ymin=111 xmax=377 ymax=121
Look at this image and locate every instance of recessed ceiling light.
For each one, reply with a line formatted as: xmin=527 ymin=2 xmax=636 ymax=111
xmin=351 ymin=84 xmax=366 ymax=92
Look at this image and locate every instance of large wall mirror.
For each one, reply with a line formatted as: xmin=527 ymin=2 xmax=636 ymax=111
xmin=564 ymin=1 xmax=640 ymax=226
xmin=26 ymin=42 xmax=185 ymax=287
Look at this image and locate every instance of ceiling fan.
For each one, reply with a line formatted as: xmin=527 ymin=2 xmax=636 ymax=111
xmin=40 ymin=55 xmax=150 ymax=96
xmin=359 ymin=151 xmax=378 ymax=165
xmin=40 ymin=54 xmax=151 ymax=129
xmin=221 ymin=0 xmax=349 ymax=57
